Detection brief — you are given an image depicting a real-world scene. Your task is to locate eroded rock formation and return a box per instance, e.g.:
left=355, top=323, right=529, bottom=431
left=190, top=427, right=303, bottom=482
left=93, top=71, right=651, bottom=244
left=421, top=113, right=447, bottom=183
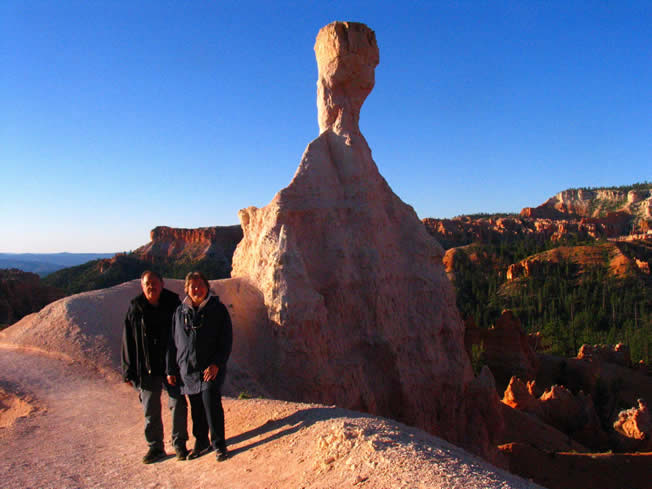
left=577, top=343, right=631, bottom=368
left=502, top=377, right=609, bottom=450
left=465, top=310, right=539, bottom=391
left=423, top=215, right=615, bottom=249
left=505, top=243, right=643, bottom=281
left=424, top=185, right=652, bottom=248
left=0, top=269, right=63, bottom=326
left=231, top=21, right=495, bottom=458
left=134, top=225, right=243, bottom=274
left=613, top=399, right=652, bottom=451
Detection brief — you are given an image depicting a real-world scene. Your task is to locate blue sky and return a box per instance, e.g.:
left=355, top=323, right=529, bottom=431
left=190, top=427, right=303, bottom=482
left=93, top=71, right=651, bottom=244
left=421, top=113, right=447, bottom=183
left=2, top=1, right=650, bottom=253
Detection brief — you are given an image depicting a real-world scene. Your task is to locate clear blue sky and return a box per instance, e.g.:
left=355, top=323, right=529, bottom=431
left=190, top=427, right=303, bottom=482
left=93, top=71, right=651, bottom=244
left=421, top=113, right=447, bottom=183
left=2, top=1, right=650, bottom=253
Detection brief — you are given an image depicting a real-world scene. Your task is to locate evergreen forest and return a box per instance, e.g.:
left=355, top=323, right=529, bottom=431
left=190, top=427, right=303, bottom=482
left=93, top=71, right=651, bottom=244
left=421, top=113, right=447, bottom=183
left=449, top=237, right=652, bottom=363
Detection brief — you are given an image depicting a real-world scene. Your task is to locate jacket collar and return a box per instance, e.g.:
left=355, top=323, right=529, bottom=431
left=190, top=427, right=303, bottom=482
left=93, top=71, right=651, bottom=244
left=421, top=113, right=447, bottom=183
left=182, top=293, right=212, bottom=312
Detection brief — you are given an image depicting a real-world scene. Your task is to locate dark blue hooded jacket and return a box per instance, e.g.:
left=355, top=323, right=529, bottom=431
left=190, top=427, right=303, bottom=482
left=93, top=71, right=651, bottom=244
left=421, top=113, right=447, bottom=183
left=167, top=294, right=233, bottom=395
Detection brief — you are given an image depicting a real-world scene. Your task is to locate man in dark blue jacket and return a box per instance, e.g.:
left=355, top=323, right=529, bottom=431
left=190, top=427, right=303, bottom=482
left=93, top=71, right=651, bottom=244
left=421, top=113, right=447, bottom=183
left=122, top=270, right=189, bottom=463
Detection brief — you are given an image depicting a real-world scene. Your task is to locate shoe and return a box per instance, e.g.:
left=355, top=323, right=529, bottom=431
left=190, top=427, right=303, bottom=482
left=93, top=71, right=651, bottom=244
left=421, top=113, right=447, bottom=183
left=175, top=446, right=189, bottom=461
left=187, top=441, right=210, bottom=460
left=142, top=447, right=166, bottom=464
left=216, top=448, right=228, bottom=462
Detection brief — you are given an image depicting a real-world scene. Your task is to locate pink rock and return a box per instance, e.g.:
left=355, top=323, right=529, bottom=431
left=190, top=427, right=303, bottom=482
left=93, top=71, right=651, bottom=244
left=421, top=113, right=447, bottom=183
left=613, top=399, right=652, bottom=450
left=231, top=21, right=492, bottom=455
left=502, top=376, right=542, bottom=415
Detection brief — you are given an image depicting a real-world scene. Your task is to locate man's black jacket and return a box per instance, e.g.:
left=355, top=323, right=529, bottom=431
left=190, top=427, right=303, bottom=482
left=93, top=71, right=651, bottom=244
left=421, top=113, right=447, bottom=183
left=121, top=288, right=181, bottom=387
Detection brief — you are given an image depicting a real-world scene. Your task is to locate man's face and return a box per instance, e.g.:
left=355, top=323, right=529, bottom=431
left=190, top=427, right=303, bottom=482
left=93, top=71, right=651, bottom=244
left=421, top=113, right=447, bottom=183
left=141, top=273, right=163, bottom=305
left=188, top=278, right=208, bottom=306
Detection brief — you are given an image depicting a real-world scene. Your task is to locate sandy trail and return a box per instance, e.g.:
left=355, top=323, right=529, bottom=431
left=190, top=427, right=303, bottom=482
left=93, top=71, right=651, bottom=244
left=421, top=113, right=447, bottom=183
left=0, top=348, right=542, bottom=489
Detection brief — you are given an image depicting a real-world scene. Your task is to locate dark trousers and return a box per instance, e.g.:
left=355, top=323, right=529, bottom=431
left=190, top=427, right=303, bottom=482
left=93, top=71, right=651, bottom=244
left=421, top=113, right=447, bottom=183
left=139, top=375, right=188, bottom=451
left=188, top=382, right=225, bottom=451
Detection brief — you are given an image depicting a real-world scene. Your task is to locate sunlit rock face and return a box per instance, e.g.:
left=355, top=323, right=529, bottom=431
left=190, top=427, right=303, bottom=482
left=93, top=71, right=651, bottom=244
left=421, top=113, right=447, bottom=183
left=232, top=21, right=490, bottom=453
left=613, top=399, right=652, bottom=451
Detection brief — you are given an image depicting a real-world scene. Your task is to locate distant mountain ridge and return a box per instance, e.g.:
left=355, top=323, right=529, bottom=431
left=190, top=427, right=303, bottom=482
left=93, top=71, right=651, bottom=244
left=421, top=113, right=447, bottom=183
left=0, top=253, right=115, bottom=276
left=426, top=182, right=652, bottom=249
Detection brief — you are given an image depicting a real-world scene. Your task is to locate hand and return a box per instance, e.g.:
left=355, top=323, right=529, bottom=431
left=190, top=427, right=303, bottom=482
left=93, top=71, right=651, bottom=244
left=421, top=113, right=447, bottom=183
left=167, top=375, right=177, bottom=386
left=203, top=364, right=219, bottom=382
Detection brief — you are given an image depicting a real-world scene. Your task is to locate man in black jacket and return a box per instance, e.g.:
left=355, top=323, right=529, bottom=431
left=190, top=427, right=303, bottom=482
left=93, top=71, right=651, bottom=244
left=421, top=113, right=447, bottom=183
left=122, top=270, right=189, bottom=463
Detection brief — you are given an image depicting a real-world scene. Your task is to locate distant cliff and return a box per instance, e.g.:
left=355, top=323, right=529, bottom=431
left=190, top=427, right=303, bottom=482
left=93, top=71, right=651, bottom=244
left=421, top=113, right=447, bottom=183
left=134, top=225, right=243, bottom=272
left=425, top=183, right=652, bottom=249
left=44, top=225, right=243, bottom=295
left=522, top=183, right=652, bottom=233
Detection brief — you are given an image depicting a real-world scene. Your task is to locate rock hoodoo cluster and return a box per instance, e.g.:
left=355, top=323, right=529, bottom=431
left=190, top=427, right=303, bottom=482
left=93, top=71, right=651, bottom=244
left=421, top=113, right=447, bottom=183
left=231, top=21, right=495, bottom=457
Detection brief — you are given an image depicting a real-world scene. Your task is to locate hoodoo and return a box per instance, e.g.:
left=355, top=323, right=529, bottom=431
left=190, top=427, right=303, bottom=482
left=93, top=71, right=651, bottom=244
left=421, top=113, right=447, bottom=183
left=231, top=22, right=499, bottom=459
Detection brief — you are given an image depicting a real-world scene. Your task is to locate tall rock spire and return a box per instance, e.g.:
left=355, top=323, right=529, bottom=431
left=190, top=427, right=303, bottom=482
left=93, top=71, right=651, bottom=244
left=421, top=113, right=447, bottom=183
left=231, top=21, right=502, bottom=462
left=314, top=21, right=379, bottom=135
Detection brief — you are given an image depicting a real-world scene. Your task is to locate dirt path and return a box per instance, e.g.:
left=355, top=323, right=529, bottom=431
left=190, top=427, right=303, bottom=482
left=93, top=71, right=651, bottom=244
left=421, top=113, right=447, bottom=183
left=0, top=348, right=542, bottom=489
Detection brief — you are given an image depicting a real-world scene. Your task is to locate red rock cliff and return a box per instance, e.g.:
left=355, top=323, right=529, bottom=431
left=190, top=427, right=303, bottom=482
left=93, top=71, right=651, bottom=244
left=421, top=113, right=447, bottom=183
left=135, top=225, right=243, bottom=262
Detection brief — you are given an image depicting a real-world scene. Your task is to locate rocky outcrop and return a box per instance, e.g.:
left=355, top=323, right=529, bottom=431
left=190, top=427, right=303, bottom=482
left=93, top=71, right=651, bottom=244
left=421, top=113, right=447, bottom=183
left=462, top=366, right=507, bottom=467
left=535, top=350, right=652, bottom=448
left=613, top=399, right=652, bottom=451
left=502, top=377, right=541, bottom=414
left=577, top=343, right=631, bottom=367
left=424, top=185, right=652, bottom=249
left=541, top=187, right=652, bottom=219
left=505, top=243, right=643, bottom=281
left=134, top=225, right=243, bottom=275
left=423, top=215, right=615, bottom=249
left=528, top=186, right=652, bottom=234
left=465, top=310, right=539, bottom=391
left=502, top=376, right=608, bottom=450
left=0, top=269, right=63, bottom=326
left=44, top=225, right=244, bottom=296
left=498, top=405, right=589, bottom=454
left=538, top=384, right=608, bottom=449
left=231, top=21, right=499, bottom=459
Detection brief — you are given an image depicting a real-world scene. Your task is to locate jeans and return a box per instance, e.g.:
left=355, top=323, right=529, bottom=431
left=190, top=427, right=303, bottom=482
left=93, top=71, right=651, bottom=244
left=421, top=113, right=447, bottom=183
left=139, top=375, right=188, bottom=450
left=188, top=381, right=225, bottom=451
